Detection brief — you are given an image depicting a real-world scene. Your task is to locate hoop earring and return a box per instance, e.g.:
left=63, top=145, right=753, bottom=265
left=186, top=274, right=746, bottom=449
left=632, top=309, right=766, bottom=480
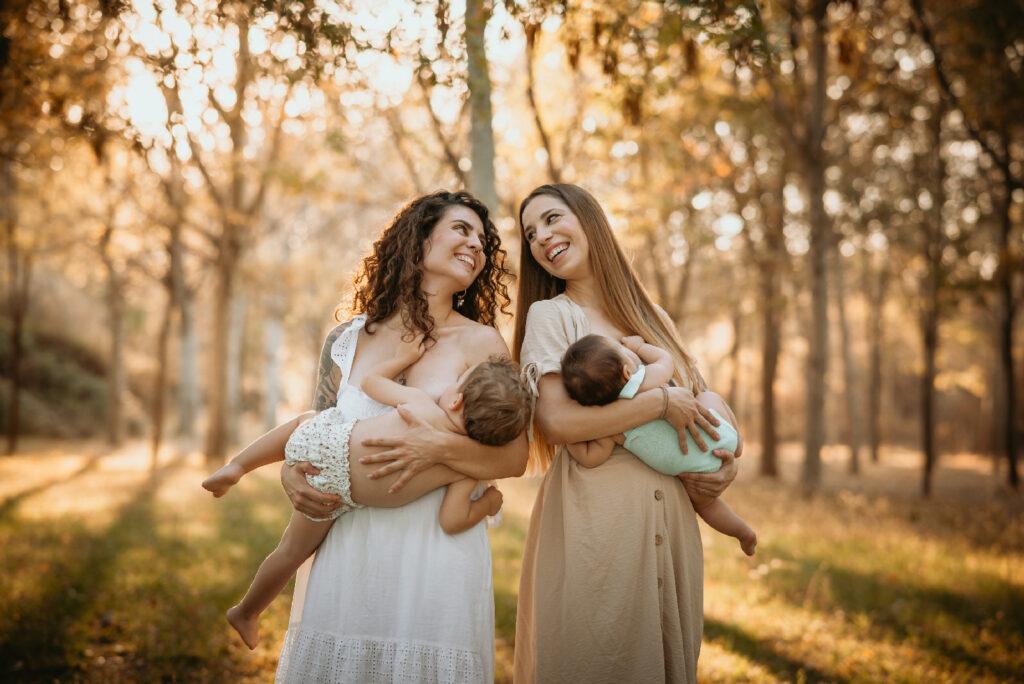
left=455, top=290, right=467, bottom=308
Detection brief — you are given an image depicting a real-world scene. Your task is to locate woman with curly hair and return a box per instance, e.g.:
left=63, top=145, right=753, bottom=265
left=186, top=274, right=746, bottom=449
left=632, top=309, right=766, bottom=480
left=272, top=191, right=527, bottom=682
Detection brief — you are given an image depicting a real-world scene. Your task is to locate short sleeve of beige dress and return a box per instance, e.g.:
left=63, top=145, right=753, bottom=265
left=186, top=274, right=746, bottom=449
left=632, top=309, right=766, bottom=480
left=513, top=294, right=703, bottom=684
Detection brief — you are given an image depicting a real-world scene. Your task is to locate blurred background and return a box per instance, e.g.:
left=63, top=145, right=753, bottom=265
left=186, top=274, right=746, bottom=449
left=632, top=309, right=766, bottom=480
left=0, top=0, right=1021, bottom=681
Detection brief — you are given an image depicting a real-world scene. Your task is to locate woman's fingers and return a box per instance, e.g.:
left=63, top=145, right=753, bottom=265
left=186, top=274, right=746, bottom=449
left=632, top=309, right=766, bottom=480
left=361, top=436, right=402, bottom=448
left=695, top=416, right=720, bottom=442
left=359, top=448, right=404, bottom=464
left=387, top=467, right=419, bottom=494
left=297, top=461, right=321, bottom=476
left=368, top=458, right=413, bottom=480
left=686, top=423, right=709, bottom=452
left=698, top=404, right=721, bottom=426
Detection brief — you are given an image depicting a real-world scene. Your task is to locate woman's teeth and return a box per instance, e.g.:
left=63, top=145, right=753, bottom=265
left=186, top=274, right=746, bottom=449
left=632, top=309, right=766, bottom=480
left=454, top=254, right=474, bottom=268
left=547, top=244, right=568, bottom=262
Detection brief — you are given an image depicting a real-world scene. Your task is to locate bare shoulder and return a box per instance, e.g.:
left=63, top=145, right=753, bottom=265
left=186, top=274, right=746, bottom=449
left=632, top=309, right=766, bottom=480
left=446, top=313, right=510, bottom=358
left=462, top=321, right=511, bottom=360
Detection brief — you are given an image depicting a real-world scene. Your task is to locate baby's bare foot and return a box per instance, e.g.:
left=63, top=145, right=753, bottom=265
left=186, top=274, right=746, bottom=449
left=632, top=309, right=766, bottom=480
left=226, top=605, right=259, bottom=650
left=202, top=462, right=244, bottom=497
left=740, top=529, right=758, bottom=557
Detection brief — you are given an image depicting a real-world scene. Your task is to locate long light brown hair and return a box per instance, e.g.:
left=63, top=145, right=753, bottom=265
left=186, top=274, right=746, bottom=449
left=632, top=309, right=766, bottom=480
left=512, top=183, right=706, bottom=470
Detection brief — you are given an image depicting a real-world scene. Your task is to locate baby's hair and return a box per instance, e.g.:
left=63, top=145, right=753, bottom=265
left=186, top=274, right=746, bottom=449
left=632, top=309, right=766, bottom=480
left=561, top=334, right=627, bottom=407
left=460, top=355, right=532, bottom=446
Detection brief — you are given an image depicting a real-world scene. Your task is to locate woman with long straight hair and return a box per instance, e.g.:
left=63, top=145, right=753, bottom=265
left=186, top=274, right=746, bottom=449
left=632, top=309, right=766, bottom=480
left=512, top=183, right=741, bottom=683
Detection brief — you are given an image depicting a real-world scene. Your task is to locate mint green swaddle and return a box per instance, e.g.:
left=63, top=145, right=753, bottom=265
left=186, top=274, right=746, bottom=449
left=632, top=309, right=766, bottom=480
left=619, top=365, right=737, bottom=476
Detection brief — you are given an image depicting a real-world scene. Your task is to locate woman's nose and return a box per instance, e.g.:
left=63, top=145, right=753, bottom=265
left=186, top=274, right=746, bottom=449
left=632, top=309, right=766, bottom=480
left=466, top=233, right=483, bottom=252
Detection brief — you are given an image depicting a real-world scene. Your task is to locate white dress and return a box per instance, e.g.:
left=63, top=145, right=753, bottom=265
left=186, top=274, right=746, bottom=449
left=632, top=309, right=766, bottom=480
left=276, top=315, right=495, bottom=683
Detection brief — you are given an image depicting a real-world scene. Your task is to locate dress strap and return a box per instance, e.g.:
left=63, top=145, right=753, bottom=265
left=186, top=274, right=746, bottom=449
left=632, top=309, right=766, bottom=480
left=329, top=314, right=367, bottom=385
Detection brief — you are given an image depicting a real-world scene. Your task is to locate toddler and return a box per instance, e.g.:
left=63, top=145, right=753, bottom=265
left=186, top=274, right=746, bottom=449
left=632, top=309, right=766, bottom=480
left=560, top=333, right=757, bottom=556
left=202, top=338, right=532, bottom=649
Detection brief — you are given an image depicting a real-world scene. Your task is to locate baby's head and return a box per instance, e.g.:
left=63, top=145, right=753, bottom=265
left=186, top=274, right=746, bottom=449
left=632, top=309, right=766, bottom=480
left=561, top=334, right=640, bottom=407
left=439, top=356, right=532, bottom=446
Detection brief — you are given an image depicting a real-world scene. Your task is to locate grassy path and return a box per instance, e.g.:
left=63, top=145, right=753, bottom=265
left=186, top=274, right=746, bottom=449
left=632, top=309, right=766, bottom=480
left=0, top=439, right=1020, bottom=682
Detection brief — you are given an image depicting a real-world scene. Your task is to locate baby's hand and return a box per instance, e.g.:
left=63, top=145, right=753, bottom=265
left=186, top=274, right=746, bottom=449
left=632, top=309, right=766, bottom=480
left=398, top=332, right=427, bottom=359
left=621, top=335, right=646, bottom=350
left=484, top=486, right=503, bottom=516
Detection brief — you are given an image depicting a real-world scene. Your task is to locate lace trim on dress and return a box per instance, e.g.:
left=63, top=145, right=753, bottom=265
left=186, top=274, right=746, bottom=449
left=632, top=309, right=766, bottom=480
left=330, top=314, right=368, bottom=385
left=276, top=628, right=486, bottom=684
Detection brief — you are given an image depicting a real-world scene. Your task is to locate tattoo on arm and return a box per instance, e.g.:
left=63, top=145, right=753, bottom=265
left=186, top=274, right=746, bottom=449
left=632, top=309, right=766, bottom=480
left=311, top=322, right=350, bottom=411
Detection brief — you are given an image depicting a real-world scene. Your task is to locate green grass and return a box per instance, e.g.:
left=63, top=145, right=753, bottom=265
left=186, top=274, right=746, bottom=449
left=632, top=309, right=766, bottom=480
left=0, top=440, right=1020, bottom=683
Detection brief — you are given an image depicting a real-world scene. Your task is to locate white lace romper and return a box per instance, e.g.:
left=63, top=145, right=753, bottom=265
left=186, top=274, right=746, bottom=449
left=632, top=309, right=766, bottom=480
left=276, top=314, right=495, bottom=683
left=285, top=408, right=361, bottom=522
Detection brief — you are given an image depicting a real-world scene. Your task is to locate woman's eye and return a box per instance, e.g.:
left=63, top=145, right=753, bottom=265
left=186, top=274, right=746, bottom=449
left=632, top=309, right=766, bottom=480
left=546, top=214, right=559, bottom=224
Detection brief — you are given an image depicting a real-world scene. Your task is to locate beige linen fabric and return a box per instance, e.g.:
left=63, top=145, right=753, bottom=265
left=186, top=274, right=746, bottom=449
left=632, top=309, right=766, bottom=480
left=514, top=295, right=703, bottom=684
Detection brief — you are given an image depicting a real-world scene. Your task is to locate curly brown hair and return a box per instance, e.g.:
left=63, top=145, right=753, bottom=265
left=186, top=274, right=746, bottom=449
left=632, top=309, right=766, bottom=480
left=345, top=191, right=513, bottom=341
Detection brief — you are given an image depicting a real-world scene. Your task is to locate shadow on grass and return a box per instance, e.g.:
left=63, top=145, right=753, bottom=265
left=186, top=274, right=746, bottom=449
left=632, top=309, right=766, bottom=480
left=0, top=453, right=187, bottom=680
left=763, top=547, right=1024, bottom=681
left=0, top=449, right=108, bottom=521
left=704, top=617, right=848, bottom=683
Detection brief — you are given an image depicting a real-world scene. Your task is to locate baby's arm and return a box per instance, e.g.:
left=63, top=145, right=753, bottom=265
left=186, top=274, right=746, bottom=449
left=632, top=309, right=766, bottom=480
left=565, top=435, right=621, bottom=469
left=438, top=479, right=503, bottom=535
left=621, top=336, right=676, bottom=390
left=203, top=411, right=317, bottom=497
left=360, top=335, right=433, bottom=408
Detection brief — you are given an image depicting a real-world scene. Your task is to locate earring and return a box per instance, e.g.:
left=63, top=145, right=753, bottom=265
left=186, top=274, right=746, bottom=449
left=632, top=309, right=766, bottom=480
left=455, top=290, right=466, bottom=308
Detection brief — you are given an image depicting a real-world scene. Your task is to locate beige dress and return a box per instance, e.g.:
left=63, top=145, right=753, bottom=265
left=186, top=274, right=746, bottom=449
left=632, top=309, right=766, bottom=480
left=514, top=294, right=703, bottom=684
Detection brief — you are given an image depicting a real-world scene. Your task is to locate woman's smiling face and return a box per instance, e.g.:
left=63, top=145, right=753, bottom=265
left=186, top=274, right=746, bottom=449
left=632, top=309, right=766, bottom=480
left=422, top=204, right=486, bottom=291
left=521, top=194, right=591, bottom=281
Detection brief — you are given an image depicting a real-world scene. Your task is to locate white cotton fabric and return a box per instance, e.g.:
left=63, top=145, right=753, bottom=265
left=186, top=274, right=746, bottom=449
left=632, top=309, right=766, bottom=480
left=276, top=314, right=495, bottom=684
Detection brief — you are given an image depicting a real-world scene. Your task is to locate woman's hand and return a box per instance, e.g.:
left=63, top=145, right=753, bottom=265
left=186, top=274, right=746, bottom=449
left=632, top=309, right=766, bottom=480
left=679, top=448, right=738, bottom=498
left=663, top=386, right=721, bottom=452
left=281, top=461, right=342, bottom=517
left=359, top=404, right=452, bottom=494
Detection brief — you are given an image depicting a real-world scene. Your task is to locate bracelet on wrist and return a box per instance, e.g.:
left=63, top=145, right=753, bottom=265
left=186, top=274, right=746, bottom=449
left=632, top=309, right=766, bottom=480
left=659, top=386, right=669, bottom=420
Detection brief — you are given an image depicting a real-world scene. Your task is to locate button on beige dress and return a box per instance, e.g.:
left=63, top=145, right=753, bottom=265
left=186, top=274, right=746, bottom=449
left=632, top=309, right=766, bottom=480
left=514, top=295, right=703, bottom=684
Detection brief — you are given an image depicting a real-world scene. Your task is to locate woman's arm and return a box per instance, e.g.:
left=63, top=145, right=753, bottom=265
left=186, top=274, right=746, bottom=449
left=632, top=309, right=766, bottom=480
left=536, top=374, right=720, bottom=451
left=360, top=404, right=529, bottom=493
left=281, top=324, right=347, bottom=518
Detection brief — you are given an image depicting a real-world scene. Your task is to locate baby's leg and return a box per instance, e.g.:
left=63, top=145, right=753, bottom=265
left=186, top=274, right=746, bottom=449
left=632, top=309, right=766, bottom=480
left=691, top=492, right=757, bottom=556
left=203, top=411, right=317, bottom=497
left=227, top=510, right=333, bottom=649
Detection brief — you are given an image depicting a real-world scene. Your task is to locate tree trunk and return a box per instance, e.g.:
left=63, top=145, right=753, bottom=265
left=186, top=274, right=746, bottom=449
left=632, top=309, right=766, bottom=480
left=99, top=223, right=125, bottom=448
left=921, top=300, right=938, bottom=497
left=177, top=292, right=199, bottom=438
left=997, top=183, right=1020, bottom=490
left=465, top=0, right=498, bottom=213
left=727, top=297, right=743, bottom=411
left=800, top=3, right=830, bottom=497
left=523, top=20, right=561, bottom=183
left=2, top=158, right=27, bottom=455
left=226, top=292, right=248, bottom=446
left=833, top=251, right=862, bottom=474
left=204, top=252, right=236, bottom=465
left=150, top=282, right=174, bottom=469
left=863, top=254, right=888, bottom=464
left=263, top=305, right=284, bottom=431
